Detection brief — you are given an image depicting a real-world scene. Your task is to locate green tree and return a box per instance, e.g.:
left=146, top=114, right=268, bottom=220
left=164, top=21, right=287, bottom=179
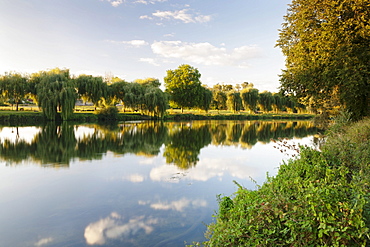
left=134, top=78, right=161, bottom=88
left=241, top=88, right=259, bottom=113
left=226, top=91, right=242, bottom=113
left=258, top=91, right=273, bottom=113
left=271, top=93, right=284, bottom=113
left=164, top=64, right=203, bottom=112
left=75, top=75, right=107, bottom=110
left=0, top=73, right=29, bottom=111
left=143, top=86, right=168, bottom=118
left=36, top=68, right=77, bottom=120
left=277, top=0, right=370, bottom=120
left=198, top=86, right=213, bottom=113
left=123, top=82, right=145, bottom=112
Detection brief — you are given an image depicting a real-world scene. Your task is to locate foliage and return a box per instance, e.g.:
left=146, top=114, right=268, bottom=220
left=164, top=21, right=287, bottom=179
left=164, top=64, right=203, bottom=112
left=258, top=91, right=273, bottom=112
left=203, top=118, right=370, bottom=246
left=241, top=88, right=259, bottom=113
left=226, top=91, right=242, bottom=113
left=277, top=0, right=370, bottom=120
left=97, top=106, right=119, bottom=121
left=36, top=68, right=77, bottom=121
left=75, top=74, right=107, bottom=109
left=0, top=73, right=29, bottom=111
left=198, top=87, right=213, bottom=113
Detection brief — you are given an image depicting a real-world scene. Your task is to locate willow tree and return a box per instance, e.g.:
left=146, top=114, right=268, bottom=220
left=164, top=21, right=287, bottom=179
left=258, top=91, right=273, bottom=113
left=123, top=82, right=145, bottom=112
left=198, top=87, right=213, bottom=113
left=143, top=86, right=168, bottom=118
left=271, top=93, right=285, bottom=113
left=226, top=91, right=242, bottom=113
left=277, top=0, right=370, bottom=120
left=241, top=88, right=259, bottom=113
left=75, top=75, right=107, bottom=110
left=36, top=68, right=77, bottom=120
left=0, top=73, right=29, bottom=111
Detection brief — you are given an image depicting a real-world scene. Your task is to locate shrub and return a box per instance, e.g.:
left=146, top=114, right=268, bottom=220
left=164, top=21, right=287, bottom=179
left=202, top=118, right=370, bottom=246
left=97, top=106, right=119, bottom=121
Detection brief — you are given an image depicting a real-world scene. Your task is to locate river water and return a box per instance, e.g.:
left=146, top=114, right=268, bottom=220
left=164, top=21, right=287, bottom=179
left=0, top=120, right=318, bottom=247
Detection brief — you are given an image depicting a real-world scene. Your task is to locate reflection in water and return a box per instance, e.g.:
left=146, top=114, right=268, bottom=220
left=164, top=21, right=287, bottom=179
left=84, top=212, right=158, bottom=245
left=0, top=120, right=318, bottom=169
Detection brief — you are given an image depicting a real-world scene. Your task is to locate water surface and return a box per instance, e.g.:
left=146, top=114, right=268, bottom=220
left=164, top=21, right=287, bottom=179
left=0, top=120, right=318, bottom=247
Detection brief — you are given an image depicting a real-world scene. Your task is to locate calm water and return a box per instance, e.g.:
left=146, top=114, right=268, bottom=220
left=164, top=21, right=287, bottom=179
left=0, top=120, right=318, bottom=247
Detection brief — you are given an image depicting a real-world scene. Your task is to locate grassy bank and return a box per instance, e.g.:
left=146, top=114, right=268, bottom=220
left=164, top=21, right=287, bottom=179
left=197, top=117, right=370, bottom=246
left=0, top=108, right=314, bottom=125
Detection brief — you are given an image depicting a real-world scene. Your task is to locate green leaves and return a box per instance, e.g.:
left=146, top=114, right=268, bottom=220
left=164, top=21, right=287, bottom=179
left=277, top=0, right=370, bottom=120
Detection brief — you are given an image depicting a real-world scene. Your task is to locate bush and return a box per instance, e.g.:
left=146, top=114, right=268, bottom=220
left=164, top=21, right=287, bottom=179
left=201, top=118, right=370, bottom=246
left=97, top=106, right=119, bottom=121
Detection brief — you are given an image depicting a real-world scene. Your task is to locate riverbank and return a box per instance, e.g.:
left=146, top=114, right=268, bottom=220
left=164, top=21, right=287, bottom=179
left=0, top=110, right=314, bottom=125
left=198, top=116, right=370, bottom=246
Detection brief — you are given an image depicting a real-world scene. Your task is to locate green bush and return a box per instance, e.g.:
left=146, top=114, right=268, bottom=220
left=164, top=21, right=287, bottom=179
left=97, top=106, right=119, bottom=121
left=201, top=118, right=370, bottom=246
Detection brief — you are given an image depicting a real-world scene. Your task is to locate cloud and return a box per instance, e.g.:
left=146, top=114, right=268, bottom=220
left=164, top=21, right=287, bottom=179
left=125, top=174, right=145, bottom=182
left=84, top=212, right=158, bottom=245
left=141, top=9, right=212, bottom=24
left=107, top=40, right=149, bottom=47
left=134, top=0, right=167, bottom=4
left=139, top=58, right=160, bottom=66
left=103, top=0, right=124, bottom=7
left=151, top=41, right=261, bottom=67
left=34, top=238, right=54, bottom=247
left=140, top=198, right=207, bottom=212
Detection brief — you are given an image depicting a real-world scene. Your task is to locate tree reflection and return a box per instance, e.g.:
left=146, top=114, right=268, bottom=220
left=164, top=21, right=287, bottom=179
left=163, top=124, right=212, bottom=169
left=0, top=120, right=319, bottom=169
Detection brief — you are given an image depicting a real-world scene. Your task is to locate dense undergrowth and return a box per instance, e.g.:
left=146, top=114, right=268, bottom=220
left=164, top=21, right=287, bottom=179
left=197, top=116, right=370, bottom=246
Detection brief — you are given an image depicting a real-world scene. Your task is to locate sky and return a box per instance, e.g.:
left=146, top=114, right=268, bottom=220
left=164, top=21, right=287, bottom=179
left=0, top=0, right=291, bottom=92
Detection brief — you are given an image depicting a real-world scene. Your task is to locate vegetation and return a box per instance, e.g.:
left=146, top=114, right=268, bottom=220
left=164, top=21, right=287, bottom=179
left=200, top=117, right=370, bottom=246
left=277, top=0, right=370, bottom=120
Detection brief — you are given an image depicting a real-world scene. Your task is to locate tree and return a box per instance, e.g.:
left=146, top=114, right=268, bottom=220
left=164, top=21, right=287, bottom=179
left=241, top=88, right=259, bottom=113
left=123, top=82, right=145, bottom=112
left=36, top=68, right=77, bottom=120
left=198, top=87, right=213, bottom=113
left=212, top=90, right=227, bottom=112
left=226, top=91, right=242, bottom=113
left=277, top=0, right=370, bottom=120
left=271, top=93, right=284, bottom=113
left=143, top=86, right=168, bottom=118
left=75, top=75, right=107, bottom=110
left=0, top=73, right=29, bottom=111
left=164, top=64, right=203, bottom=112
left=134, top=78, right=161, bottom=88
left=258, top=91, right=273, bottom=113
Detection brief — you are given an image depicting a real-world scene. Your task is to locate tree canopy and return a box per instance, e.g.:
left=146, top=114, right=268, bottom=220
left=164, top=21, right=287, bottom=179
left=277, top=0, right=370, bottom=120
left=164, top=64, right=203, bottom=112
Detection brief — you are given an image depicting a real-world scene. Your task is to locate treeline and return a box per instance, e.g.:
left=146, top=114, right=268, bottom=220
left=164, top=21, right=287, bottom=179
left=0, top=120, right=318, bottom=169
left=0, top=66, right=307, bottom=121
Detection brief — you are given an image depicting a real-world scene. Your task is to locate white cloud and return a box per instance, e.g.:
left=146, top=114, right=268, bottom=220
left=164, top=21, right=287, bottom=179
left=84, top=212, right=158, bottom=245
left=139, top=58, right=160, bottom=66
left=125, top=174, right=145, bottom=182
left=134, top=0, right=168, bottom=4
left=103, top=0, right=124, bottom=7
left=107, top=40, right=148, bottom=47
left=141, top=9, right=212, bottom=24
left=151, top=41, right=261, bottom=67
left=149, top=198, right=207, bottom=212
left=34, top=238, right=54, bottom=247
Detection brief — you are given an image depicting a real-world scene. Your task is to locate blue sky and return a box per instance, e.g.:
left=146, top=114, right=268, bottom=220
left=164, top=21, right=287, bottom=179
left=0, top=0, right=291, bottom=92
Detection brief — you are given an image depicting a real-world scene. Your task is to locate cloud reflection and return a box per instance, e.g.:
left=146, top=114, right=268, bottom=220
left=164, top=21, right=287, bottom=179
left=139, top=198, right=207, bottom=212
left=34, top=237, right=54, bottom=247
left=84, top=212, right=158, bottom=245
